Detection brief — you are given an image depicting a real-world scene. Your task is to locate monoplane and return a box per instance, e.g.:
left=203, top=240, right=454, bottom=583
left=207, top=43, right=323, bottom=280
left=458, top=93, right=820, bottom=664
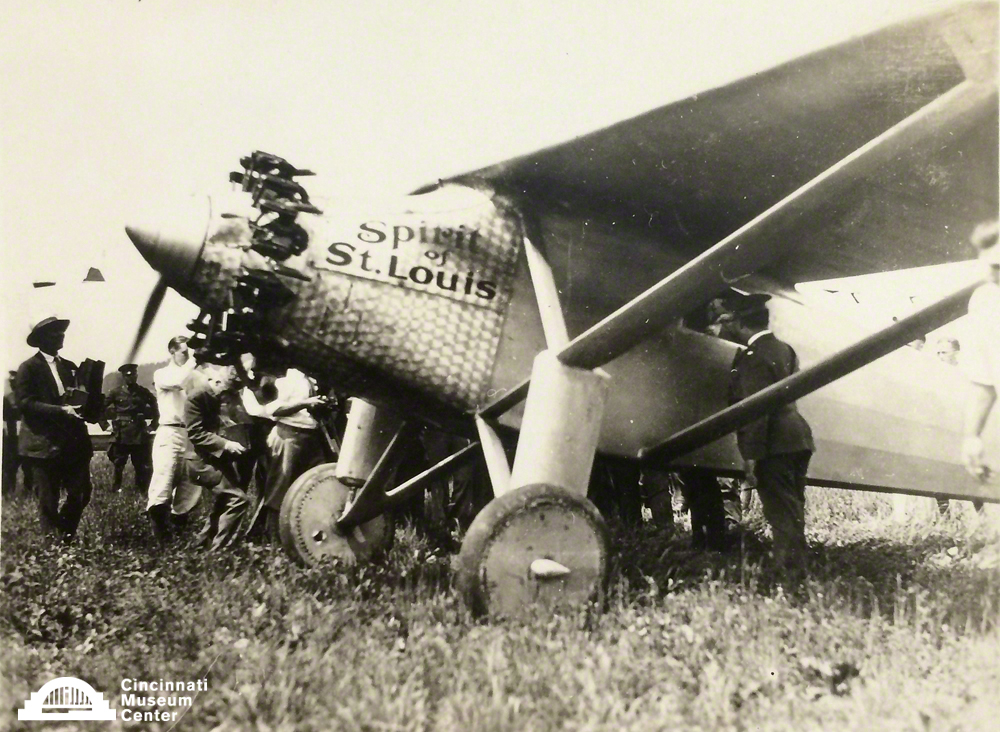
left=124, top=2, right=998, bottom=616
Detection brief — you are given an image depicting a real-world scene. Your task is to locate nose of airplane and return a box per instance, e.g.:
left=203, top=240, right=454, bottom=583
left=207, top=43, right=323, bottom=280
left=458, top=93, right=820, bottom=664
left=125, top=195, right=211, bottom=283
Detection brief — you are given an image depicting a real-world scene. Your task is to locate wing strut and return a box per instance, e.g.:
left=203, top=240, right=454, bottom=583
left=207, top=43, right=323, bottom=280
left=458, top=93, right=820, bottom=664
left=477, top=79, right=995, bottom=420
left=557, top=80, right=995, bottom=371
left=639, top=281, right=979, bottom=464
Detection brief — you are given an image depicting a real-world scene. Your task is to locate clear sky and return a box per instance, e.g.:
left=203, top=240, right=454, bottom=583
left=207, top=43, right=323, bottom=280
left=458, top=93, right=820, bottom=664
left=0, top=0, right=962, bottom=370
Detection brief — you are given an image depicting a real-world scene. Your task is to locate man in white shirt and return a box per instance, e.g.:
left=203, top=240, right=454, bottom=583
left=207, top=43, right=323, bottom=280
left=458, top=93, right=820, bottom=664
left=146, top=335, right=200, bottom=543
left=961, top=220, right=1000, bottom=486
left=255, top=368, right=329, bottom=539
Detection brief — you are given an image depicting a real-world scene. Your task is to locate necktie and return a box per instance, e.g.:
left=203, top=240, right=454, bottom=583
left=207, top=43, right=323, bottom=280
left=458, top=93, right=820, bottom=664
left=49, top=357, right=66, bottom=397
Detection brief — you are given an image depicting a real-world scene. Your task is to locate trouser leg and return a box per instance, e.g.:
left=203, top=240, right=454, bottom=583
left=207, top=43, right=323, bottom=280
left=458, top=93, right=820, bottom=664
left=640, top=469, right=675, bottom=530
left=59, top=457, right=93, bottom=537
left=189, top=454, right=223, bottom=549
left=612, top=460, right=644, bottom=526
left=21, top=460, right=34, bottom=495
left=2, top=435, right=17, bottom=495
left=205, top=485, right=250, bottom=551
left=263, top=427, right=326, bottom=512
left=29, top=459, right=62, bottom=536
left=193, top=507, right=215, bottom=549
left=110, top=444, right=127, bottom=491
left=148, top=503, right=172, bottom=544
left=133, top=443, right=153, bottom=493
left=678, top=468, right=726, bottom=550
left=147, top=429, right=188, bottom=540
left=588, top=458, right=643, bottom=525
left=755, top=451, right=810, bottom=578
left=147, top=428, right=188, bottom=510
left=263, top=506, right=281, bottom=543
left=189, top=454, right=247, bottom=551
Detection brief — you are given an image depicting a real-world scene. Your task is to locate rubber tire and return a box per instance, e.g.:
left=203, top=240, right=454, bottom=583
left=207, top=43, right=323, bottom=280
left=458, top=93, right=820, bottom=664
left=456, top=483, right=611, bottom=618
left=278, top=463, right=394, bottom=567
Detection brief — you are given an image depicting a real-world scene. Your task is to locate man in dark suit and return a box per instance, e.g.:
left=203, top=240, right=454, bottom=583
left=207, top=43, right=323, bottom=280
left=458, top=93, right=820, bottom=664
left=715, top=293, right=815, bottom=580
left=184, top=365, right=248, bottom=550
left=105, top=363, right=157, bottom=493
left=14, top=316, right=94, bottom=540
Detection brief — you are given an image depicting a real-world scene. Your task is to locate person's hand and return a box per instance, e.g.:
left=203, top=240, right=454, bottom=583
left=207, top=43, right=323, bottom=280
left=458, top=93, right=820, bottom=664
left=962, top=436, right=988, bottom=480
left=266, top=427, right=280, bottom=452
left=61, top=404, right=82, bottom=419
left=743, top=459, right=757, bottom=489
left=224, top=440, right=246, bottom=455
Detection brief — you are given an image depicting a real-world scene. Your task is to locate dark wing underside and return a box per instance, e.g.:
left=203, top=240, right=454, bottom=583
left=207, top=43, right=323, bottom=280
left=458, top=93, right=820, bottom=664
left=440, top=2, right=998, bottom=290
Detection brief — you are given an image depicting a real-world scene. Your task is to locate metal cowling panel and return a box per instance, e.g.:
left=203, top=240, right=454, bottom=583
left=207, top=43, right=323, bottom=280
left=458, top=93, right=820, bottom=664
left=190, top=188, right=523, bottom=411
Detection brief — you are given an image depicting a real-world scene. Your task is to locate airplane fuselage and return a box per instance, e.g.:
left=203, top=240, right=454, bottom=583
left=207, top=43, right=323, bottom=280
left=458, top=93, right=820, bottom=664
left=130, top=178, right=998, bottom=502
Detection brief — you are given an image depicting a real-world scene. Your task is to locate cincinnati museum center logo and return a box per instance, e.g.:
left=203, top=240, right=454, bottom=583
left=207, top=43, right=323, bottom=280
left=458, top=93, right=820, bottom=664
left=19, top=675, right=207, bottom=722
left=18, top=677, right=116, bottom=721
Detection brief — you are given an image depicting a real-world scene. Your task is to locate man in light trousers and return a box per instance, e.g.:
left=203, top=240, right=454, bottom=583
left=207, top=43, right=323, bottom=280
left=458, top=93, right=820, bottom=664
left=147, top=336, right=200, bottom=544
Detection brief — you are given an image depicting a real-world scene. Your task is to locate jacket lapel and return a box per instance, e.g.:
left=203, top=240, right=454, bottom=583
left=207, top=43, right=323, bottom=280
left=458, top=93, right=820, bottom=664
left=33, top=352, right=61, bottom=400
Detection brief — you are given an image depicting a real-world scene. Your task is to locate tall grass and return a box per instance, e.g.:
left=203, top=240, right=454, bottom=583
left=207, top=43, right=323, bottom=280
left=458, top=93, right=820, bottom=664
left=1, top=456, right=998, bottom=730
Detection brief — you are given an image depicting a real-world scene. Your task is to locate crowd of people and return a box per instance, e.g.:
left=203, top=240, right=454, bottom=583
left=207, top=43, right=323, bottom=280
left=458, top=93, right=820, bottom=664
left=2, top=325, right=338, bottom=551
left=3, top=221, right=997, bottom=586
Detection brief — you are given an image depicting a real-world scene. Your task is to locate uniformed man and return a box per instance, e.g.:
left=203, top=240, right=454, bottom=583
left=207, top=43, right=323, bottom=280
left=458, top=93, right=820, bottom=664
left=715, top=292, right=815, bottom=581
left=105, top=363, right=157, bottom=492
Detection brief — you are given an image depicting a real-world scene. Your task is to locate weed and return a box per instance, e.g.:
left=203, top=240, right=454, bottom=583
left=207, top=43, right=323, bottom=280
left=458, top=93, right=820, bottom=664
left=1, top=458, right=998, bottom=730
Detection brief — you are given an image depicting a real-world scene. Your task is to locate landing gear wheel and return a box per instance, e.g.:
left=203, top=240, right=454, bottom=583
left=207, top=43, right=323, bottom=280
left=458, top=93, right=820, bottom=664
left=278, top=463, right=394, bottom=567
left=456, top=483, right=611, bottom=618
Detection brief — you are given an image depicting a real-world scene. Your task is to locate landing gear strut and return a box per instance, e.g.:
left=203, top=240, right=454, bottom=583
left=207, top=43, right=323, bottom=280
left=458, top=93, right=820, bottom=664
left=456, top=350, right=612, bottom=617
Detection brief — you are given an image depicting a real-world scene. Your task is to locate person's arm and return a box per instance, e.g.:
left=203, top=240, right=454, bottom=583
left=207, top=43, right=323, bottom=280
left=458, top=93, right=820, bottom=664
left=141, top=387, right=157, bottom=417
left=240, top=387, right=272, bottom=419
left=264, top=375, right=323, bottom=419
left=962, top=382, right=996, bottom=479
left=185, top=392, right=235, bottom=456
left=269, top=396, right=325, bottom=419
left=154, top=359, right=196, bottom=392
left=15, top=362, right=70, bottom=418
left=734, top=356, right=772, bottom=462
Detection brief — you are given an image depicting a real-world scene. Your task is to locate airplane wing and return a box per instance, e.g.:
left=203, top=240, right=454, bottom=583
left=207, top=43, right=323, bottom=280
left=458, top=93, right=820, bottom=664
left=440, top=2, right=998, bottom=298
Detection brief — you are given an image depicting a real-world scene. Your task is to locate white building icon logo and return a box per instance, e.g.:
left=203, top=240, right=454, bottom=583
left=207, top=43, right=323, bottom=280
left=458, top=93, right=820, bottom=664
left=18, top=676, right=116, bottom=721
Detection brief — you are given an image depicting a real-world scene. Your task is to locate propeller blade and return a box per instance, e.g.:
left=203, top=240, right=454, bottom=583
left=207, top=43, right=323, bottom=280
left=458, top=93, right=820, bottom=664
left=126, top=277, right=168, bottom=363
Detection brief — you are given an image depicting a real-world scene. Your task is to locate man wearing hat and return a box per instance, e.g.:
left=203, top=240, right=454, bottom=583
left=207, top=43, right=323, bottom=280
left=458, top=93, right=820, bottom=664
left=14, top=316, right=94, bottom=539
left=960, top=220, right=1000, bottom=489
left=104, top=363, right=157, bottom=493
left=714, top=291, right=815, bottom=581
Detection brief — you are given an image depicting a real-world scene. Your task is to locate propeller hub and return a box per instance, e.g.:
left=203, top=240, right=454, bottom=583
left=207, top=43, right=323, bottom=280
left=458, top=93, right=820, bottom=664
left=125, top=194, right=211, bottom=284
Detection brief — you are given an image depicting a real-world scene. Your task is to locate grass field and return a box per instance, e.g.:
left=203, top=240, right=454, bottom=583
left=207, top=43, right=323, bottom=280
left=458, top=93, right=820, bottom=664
left=2, top=455, right=999, bottom=731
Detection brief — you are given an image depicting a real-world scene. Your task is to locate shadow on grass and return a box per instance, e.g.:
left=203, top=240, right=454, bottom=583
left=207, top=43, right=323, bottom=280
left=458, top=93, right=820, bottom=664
left=608, top=518, right=999, bottom=632
left=3, top=474, right=997, bottom=656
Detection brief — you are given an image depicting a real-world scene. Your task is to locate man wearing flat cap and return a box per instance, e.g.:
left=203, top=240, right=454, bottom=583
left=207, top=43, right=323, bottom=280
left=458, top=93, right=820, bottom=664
left=14, top=316, right=94, bottom=540
left=960, top=220, right=1000, bottom=488
left=714, top=291, right=815, bottom=581
left=104, top=363, right=157, bottom=493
